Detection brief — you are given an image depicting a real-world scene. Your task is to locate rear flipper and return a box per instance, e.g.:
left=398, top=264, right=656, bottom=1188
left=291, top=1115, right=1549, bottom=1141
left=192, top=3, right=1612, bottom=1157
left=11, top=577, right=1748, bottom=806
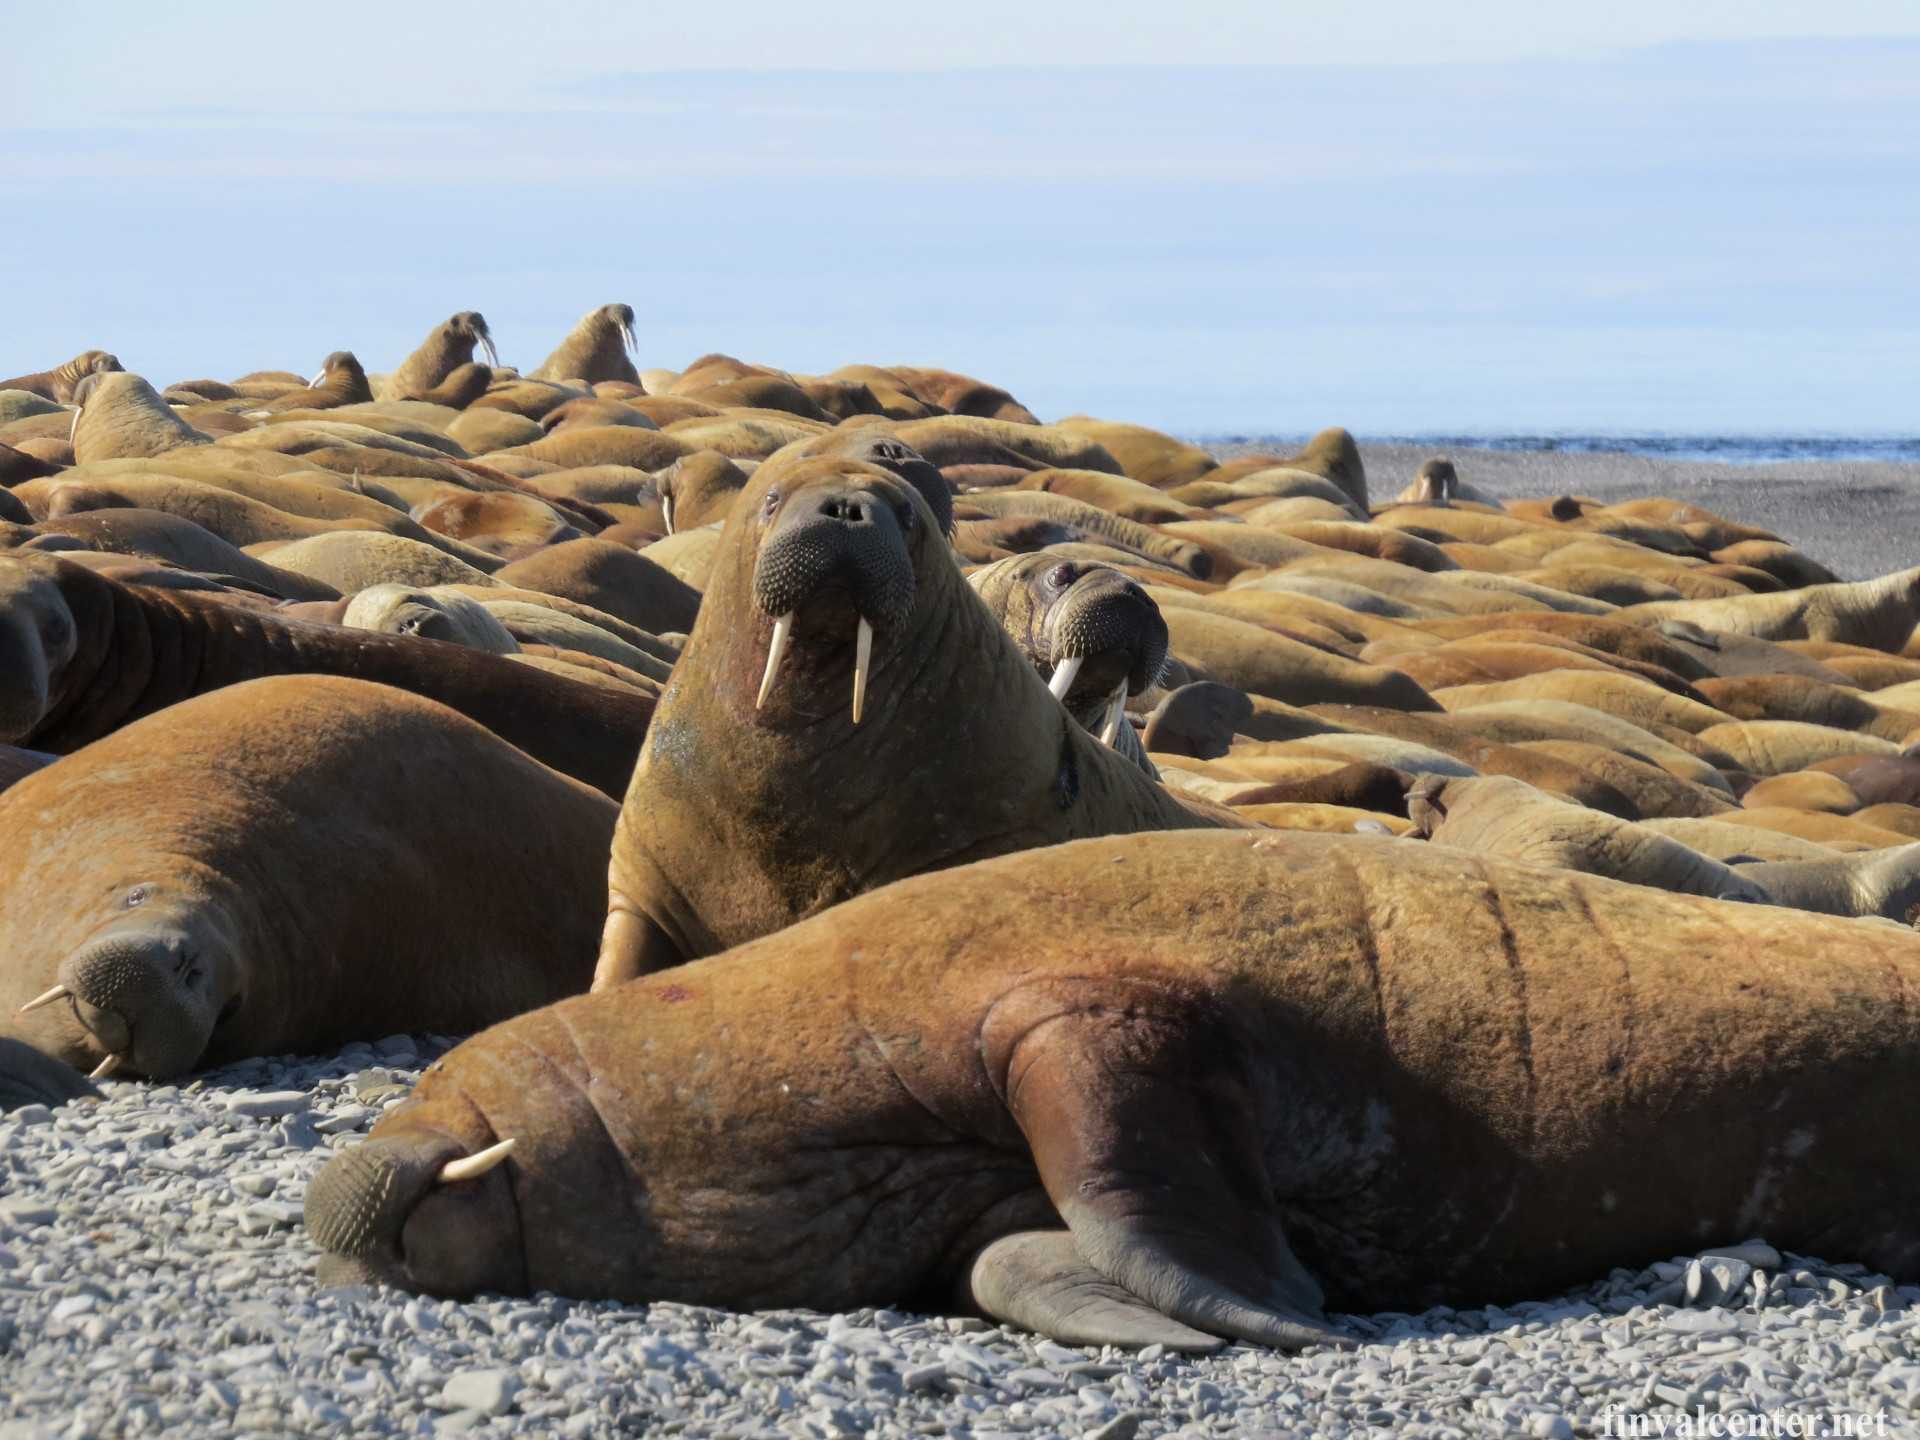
left=979, top=976, right=1354, bottom=1352
left=965, top=1230, right=1224, bottom=1351
left=0, top=1037, right=100, bottom=1110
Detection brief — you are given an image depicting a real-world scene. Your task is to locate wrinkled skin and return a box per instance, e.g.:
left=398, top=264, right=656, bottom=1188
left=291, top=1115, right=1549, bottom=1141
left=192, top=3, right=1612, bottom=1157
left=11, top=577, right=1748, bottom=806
left=312, top=828, right=1920, bottom=1349
left=968, top=553, right=1169, bottom=777
left=0, top=554, right=650, bottom=798
left=2, top=676, right=616, bottom=1094
left=590, top=453, right=1237, bottom=987
left=251, top=351, right=373, bottom=412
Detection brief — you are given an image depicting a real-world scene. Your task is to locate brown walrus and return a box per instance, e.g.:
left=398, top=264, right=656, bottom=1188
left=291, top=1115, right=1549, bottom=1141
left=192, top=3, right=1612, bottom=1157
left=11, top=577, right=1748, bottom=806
left=0, top=349, right=122, bottom=403
left=590, top=452, right=1235, bottom=986
left=69, top=373, right=212, bottom=463
left=310, top=826, right=1920, bottom=1349
left=3, top=675, right=615, bottom=1090
left=967, top=552, right=1169, bottom=775
left=528, top=304, right=640, bottom=385
left=0, top=553, right=651, bottom=797
left=378, top=312, right=499, bottom=402
left=248, top=351, right=373, bottom=412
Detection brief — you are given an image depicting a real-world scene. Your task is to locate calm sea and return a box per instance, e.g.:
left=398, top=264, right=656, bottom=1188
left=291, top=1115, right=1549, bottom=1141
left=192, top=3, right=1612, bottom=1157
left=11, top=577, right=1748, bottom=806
left=1196, top=435, right=1920, bottom=466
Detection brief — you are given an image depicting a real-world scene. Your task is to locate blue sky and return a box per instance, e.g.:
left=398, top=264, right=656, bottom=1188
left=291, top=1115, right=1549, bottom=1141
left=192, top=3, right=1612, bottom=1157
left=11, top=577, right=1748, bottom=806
left=2, top=4, right=1916, bottom=435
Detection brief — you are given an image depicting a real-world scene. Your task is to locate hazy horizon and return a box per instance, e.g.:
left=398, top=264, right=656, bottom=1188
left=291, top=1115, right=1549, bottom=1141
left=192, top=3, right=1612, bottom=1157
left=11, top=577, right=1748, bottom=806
left=4, top=16, right=1915, bottom=435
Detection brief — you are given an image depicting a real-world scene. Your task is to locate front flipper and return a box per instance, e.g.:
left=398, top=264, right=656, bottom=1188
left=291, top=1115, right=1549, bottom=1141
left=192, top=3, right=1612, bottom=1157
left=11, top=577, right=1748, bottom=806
left=0, top=1037, right=100, bottom=1111
left=982, top=977, right=1354, bottom=1352
left=590, top=904, right=686, bottom=991
left=966, top=1230, right=1225, bottom=1351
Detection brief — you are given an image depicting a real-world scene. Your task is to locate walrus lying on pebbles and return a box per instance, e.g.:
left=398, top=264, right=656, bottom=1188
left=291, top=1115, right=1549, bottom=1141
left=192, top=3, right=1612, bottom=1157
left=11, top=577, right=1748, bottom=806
left=311, top=827, right=1920, bottom=1347
left=968, top=553, right=1169, bottom=775
left=0, top=554, right=650, bottom=796
left=591, top=453, right=1235, bottom=987
left=4, top=675, right=615, bottom=1092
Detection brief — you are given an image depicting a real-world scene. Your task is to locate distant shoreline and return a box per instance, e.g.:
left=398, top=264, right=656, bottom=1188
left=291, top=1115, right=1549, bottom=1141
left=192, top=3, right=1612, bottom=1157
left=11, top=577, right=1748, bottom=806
left=1192, top=434, right=1920, bottom=467
left=1196, top=437, right=1920, bottom=583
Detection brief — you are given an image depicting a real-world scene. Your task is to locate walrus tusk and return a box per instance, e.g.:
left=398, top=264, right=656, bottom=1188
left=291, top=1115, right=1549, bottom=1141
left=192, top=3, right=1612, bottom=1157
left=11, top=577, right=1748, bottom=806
left=89, top=1053, right=121, bottom=1080
left=852, top=617, right=873, bottom=725
left=17, top=984, right=71, bottom=1016
left=479, top=335, right=500, bottom=369
left=756, top=613, right=794, bottom=709
left=308, top=369, right=326, bottom=388
left=68, top=406, right=81, bottom=442
left=1099, top=682, right=1128, bottom=747
left=438, top=1137, right=516, bottom=1184
left=661, top=492, right=675, bottom=536
left=1048, top=654, right=1085, bottom=702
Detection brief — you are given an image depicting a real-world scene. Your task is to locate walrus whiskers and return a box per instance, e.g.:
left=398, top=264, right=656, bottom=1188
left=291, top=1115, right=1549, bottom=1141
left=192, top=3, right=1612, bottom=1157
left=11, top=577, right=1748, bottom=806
left=1048, top=654, right=1084, bottom=702
left=756, top=614, right=794, bottom=709
left=16, top=983, right=70, bottom=1016
left=852, top=618, right=873, bottom=725
left=438, top=1137, right=515, bottom=1184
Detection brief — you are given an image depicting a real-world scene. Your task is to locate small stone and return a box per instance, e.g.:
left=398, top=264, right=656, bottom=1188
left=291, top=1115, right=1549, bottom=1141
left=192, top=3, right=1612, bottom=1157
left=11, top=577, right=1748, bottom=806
left=9, top=1105, right=51, bottom=1127
left=1685, top=1256, right=1753, bottom=1308
left=231, top=1173, right=276, bottom=1198
left=441, top=1368, right=520, bottom=1417
left=0, top=1199, right=56, bottom=1228
left=221, top=1090, right=308, bottom=1118
left=1527, top=1416, right=1574, bottom=1440
left=1086, top=1416, right=1143, bottom=1440
left=1702, top=1240, right=1782, bottom=1270
left=902, top=1363, right=948, bottom=1391
left=1662, top=1309, right=1738, bottom=1336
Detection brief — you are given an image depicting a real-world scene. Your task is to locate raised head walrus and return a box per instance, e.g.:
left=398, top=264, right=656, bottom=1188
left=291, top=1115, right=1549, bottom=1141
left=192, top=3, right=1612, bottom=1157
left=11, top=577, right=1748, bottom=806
left=968, top=553, right=1168, bottom=775
left=0, top=350, right=122, bottom=403
left=590, top=452, right=1236, bottom=987
left=311, top=826, right=1920, bottom=1347
left=0, top=553, right=650, bottom=797
left=3, top=675, right=615, bottom=1090
left=529, top=304, right=640, bottom=385
left=378, top=312, right=499, bottom=403
left=69, top=373, right=211, bottom=463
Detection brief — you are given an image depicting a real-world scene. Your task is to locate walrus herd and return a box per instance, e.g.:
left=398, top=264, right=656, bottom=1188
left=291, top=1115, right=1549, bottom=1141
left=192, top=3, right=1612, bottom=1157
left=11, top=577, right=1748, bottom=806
left=5, top=312, right=1920, bottom=1353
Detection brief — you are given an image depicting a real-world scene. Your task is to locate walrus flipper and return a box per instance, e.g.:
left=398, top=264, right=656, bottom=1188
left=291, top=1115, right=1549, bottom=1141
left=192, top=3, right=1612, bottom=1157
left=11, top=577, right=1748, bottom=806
left=986, top=977, right=1353, bottom=1352
left=0, top=1038, right=99, bottom=1110
left=965, top=1230, right=1225, bottom=1352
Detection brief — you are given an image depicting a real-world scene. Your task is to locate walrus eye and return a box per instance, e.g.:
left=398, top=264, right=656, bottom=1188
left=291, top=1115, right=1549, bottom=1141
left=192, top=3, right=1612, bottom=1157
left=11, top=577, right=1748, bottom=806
left=1046, top=564, right=1075, bottom=592
left=761, top=489, right=781, bottom=519
left=124, top=885, right=151, bottom=909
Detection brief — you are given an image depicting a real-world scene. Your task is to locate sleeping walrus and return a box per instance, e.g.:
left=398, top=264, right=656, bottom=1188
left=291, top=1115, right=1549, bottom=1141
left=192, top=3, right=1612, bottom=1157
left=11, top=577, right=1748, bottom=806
left=311, top=827, right=1920, bottom=1349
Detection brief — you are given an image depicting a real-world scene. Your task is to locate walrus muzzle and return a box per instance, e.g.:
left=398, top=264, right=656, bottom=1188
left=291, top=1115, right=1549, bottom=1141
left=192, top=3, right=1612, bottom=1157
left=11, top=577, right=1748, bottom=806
left=44, top=925, right=231, bottom=1079
left=1044, top=568, right=1169, bottom=746
left=751, top=486, right=917, bottom=724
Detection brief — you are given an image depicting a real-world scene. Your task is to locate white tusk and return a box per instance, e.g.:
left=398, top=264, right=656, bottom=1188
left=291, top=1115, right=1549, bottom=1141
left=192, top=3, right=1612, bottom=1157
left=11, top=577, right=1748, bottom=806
left=756, top=613, right=794, bottom=709
left=660, top=491, right=674, bottom=536
left=437, top=1137, right=516, bottom=1184
left=17, top=984, right=71, bottom=1016
left=1047, top=654, right=1084, bottom=702
left=68, top=406, right=81, bottom=442
left=1099, top=682, right=1128, bottom=747
left=480, top=335, right=500, bottom=369
left=307, top=369, right=325, bottom=388
left=852, top=617, right=873, bottom=725
left=89, top=1053, right=121, bottom=1080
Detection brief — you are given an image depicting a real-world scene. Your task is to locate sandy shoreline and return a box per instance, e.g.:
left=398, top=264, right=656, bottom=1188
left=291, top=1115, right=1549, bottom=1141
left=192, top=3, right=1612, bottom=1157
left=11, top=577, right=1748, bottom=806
left=1204, top=439, right=1920, bottom=582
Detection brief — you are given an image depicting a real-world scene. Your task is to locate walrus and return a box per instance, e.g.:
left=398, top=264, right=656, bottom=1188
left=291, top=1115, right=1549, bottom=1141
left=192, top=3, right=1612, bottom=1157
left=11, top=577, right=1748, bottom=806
left=3, top=675, right=615, bottom=1090
left=590, top=452, right=1237, bottom=987
left=378, top=312, right=499, bottom=402
left=1392, top=458, right=1458, bottom=507
left=68, top=373, right=212, bottom=463
left=309, top=826, right=1920, bottom=1348
left=529, top=304, right=640, bottom=385
left=1736, top=841, right=1920, bottom=922
left=968, top=553, right=1169, bottom=775
left=0, top=350, right=122, bottom=403
left=1625, top=567, right=1920, bottom=651
left=246, top=351, right=374, bottom=413
left=1407, top=774, right=1768, bottom=902
left=402, top=362, right=494, bottom=409
left=0, top=553, right=650, bottom=797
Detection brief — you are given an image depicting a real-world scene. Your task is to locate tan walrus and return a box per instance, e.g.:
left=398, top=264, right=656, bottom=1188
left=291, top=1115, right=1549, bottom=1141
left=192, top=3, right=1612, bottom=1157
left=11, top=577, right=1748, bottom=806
left=2, top=675, right=615, bottom=1089
left=378, top=312, right=499, bottom=402
left=310, top=827, right=1920, bottom=1348
left=0, top=350, right=123, bottom=403
left=528, top=304, right=641, bottom=385
left=0, top=554, right=650, bottom=797
left=590, top=451, right=1236, bottom=985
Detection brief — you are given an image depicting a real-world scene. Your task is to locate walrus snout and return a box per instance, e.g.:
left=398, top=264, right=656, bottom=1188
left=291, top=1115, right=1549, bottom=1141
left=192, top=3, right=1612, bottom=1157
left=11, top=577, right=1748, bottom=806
left=307, top=1126, right=525, bottom=1298
left=56, top=924, right=228, bottom=1079
left=1046, top=568, right=1169, bottom=699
